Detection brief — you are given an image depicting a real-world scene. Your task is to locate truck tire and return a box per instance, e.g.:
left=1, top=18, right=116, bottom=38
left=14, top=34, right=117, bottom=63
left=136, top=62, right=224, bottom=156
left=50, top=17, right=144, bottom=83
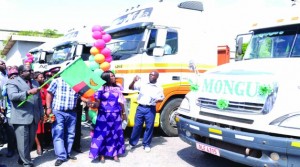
left=160, top=98, right=182, bottom=137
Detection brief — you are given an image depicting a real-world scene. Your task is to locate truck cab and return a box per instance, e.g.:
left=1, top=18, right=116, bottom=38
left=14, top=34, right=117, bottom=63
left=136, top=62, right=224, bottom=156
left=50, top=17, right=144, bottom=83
left=29, top=39, right=60, bottom=72
left=105, top=1, right=230, bottom=136
left=47, top=27, right=94, bottom=70
left=176, top=12, right=300, bottom=167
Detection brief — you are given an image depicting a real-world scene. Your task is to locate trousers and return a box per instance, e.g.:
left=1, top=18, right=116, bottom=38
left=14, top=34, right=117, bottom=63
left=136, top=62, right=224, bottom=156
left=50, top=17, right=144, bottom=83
left=52, top=110, right=77, bottom=161
left=129, top=105, right=155, bottom=147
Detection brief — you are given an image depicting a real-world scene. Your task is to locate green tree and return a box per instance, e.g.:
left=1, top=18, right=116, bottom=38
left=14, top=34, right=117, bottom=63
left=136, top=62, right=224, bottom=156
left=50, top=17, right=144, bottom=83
left=0, top=29, right=63, bottom=56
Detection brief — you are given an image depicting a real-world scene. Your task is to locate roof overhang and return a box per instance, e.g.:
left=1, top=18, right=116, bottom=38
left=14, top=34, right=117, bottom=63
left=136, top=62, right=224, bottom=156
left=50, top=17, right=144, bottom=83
left=1, top=35, right=56, bottom=55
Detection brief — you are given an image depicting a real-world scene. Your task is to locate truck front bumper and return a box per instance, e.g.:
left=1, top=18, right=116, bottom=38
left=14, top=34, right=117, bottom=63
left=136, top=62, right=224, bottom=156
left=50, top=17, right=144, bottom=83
left=176, top=115, right=300, bottom=167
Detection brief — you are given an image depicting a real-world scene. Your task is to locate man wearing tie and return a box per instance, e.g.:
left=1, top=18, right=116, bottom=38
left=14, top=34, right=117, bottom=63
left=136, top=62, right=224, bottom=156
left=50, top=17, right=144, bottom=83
left=6, top=65, right=44, bottom=167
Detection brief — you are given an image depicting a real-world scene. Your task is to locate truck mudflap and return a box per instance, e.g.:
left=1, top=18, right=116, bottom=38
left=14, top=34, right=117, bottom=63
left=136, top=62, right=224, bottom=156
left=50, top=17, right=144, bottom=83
left=176, top=116, right=300, bottom=167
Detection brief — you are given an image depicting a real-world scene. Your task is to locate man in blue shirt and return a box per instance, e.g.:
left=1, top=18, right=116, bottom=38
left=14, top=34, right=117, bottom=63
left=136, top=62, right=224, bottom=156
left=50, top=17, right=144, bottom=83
left=127, top=70, right=164, bottom=153
left=46, top=68, right=79, bottom=166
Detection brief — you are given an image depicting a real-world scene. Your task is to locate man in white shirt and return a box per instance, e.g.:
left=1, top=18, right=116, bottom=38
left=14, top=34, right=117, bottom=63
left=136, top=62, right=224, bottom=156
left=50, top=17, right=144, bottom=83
left=127, top=70, right=164, bottom=152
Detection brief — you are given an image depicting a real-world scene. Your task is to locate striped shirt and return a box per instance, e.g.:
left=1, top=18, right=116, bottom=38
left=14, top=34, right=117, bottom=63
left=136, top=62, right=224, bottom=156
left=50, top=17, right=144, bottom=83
left=47, top=77, right=79, bottom=111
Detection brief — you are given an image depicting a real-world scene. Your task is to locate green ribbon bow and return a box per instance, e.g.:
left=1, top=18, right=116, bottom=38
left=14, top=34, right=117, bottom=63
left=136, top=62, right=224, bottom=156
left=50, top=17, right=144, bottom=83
left=258, top=85, right=273, bottom=96
left=188, top=79, right=199, bottom=91
left=216, top=99, right=229, bottom=110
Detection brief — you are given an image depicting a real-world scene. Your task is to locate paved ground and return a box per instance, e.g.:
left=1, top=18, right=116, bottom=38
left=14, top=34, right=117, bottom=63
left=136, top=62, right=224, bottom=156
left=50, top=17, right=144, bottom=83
left=0, top=122, right=247, bottom=167
left=0, top=122, right=197, bottom=167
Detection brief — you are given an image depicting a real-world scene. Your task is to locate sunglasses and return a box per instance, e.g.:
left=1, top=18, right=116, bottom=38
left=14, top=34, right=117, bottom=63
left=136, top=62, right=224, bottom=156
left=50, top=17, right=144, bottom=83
left=0, top=62, right=5, bottom=65
left=23, top=69, right=33, bottom=73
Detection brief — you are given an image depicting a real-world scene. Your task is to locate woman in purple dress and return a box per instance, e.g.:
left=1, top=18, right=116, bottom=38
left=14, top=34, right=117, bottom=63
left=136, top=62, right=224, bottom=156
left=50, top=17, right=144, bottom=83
left=88, top=70, right=126, bottom=163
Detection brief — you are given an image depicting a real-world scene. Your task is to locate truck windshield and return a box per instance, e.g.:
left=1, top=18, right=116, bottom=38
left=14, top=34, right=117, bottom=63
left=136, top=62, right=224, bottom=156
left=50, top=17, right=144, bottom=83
left=49, top=44, right=75, bottom=65
left=106, top=28, right=145, bottom=57
left=244, top=25, right=300, bottom=59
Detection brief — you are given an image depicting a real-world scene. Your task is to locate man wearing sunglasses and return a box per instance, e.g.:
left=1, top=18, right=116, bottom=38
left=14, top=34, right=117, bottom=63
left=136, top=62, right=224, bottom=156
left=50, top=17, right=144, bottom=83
left=6, top=65, right=44, bottom=167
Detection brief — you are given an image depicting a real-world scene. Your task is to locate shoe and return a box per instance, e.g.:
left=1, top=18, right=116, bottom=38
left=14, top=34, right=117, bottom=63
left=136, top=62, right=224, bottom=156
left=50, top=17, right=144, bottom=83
left=6, top=150, right=14, bottom=158
left=72, top=147, right=83, bottom=153
left=18, top=158, right=23, bottom=165
left=54, top=160, right=64, bottom=166
left=126, top=144, right=134, bottom=151
left=113, top=156, right=120, bottom=162
left=67, top=155, right=77, bottom=160
left=99, top=157, right=105, bottom=163
left=144, top=146, right=151, bottom=153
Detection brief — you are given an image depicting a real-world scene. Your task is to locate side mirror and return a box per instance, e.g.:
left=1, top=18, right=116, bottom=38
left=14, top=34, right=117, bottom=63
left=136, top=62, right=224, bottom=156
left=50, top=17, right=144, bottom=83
left=40, top=52, right=46, bottom=62
left=236, top=36, right=243, bottom=55
left=156, top=29, right=167, bottom=47
left=75, top=45, right=83, bottom=57
left=153, top=48, right=164, bottom=57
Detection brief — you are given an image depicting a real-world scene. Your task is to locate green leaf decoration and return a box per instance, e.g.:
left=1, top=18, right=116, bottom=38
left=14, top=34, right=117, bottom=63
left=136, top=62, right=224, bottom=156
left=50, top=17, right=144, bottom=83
left=258, top=84, right=273, bottom=96
left=188, top=79, right=199, bottom=91
left=216, top=99, right=229, bottom=110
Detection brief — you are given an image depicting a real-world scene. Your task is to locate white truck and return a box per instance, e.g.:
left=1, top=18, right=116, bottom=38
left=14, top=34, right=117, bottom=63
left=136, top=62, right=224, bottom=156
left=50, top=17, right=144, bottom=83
left=47, top=1, right=230, bottom=137
left=29, top=38, right=61, bottom=72
left=103, top=0, right=230, bottom=136
left=46, top=27, right=95, bottom=70
left=176, top=9, right=300, bottom=167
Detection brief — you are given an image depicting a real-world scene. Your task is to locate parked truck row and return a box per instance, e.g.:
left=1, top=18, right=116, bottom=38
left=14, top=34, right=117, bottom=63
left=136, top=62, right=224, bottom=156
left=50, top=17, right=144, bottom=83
left=28, top=0, right=230, bottom=137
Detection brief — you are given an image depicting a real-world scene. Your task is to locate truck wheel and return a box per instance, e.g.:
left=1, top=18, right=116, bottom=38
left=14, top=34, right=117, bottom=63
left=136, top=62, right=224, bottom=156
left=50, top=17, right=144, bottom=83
left=160, top=98, right=182, bottom=137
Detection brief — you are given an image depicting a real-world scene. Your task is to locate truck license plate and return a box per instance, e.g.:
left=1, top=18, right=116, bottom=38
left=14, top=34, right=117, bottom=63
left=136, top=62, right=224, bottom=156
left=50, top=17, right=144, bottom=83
left=196, top=142, right=220, bottom=156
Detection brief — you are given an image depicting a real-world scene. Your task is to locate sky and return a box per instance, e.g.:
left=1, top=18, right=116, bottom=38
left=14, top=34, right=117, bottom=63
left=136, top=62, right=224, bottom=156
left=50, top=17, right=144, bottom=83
left=0, top=0, right=296, bottom=48
left=0, top=0, right=294, bottom=33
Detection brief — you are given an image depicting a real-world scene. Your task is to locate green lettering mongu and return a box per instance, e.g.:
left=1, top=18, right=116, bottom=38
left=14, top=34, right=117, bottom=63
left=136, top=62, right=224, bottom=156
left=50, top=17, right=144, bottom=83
left=202, top=79, right=260, bottom=97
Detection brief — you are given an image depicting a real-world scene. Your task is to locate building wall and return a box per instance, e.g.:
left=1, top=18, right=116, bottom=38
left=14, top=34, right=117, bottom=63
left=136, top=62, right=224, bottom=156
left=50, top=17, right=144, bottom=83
left=6, top=41, right=43, bottom=66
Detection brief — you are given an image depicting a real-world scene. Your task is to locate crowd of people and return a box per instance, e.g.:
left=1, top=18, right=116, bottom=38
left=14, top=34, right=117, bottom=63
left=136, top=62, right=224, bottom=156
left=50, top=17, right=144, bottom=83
left=0, top=58, right=165, bottom=167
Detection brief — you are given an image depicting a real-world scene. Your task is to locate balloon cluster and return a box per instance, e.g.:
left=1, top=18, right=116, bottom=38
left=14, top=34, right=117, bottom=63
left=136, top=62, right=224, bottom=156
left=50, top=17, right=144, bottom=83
left=89, top=25, right=112, bottom=77
left=88, top=25, right=113, bottom=126
left=24, top=53, right=34, bottom=66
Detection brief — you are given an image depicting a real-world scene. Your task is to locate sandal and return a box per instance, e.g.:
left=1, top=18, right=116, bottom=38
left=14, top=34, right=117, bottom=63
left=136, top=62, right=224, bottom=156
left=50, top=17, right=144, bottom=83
left=99, top=156, right=105, bottom=163
left=114, top=156, right=120, bottom=162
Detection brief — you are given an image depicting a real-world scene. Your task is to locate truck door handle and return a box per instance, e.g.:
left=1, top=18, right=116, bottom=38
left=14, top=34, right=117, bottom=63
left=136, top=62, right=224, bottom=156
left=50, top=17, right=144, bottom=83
left=172, top=76, right=180, bottom=80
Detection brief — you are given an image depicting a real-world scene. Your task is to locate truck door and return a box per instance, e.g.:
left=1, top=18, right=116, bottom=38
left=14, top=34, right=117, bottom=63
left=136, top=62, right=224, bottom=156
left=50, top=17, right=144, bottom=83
left=143, top=28, right=179, bottom=86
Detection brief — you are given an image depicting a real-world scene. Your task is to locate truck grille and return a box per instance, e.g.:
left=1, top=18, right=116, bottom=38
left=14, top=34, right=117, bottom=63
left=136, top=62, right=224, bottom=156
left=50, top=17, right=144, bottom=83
left=198, top=98, right=264, bottom=114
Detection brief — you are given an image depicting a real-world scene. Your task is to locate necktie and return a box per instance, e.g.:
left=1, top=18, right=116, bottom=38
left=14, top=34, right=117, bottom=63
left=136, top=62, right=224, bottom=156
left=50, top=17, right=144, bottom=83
left=26, top=80, right=33, bottom=89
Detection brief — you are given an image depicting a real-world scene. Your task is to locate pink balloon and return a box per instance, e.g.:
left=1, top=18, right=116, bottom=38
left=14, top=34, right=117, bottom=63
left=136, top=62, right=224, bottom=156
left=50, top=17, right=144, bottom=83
left=94, top=39, right=106, bottom=50
left=92, top=25, right=103, bottom=32
left=26, top=53, right=32, bottom=57
left=25, top=59, right=32, bottom=63
left=101, top=48, right=111, bottom=57
left=105, top=55, right=112, bottom=63
left=92, top=31, right=102, bottom=40
left=28, top=56, right=34, bottom=60
left=102, top=34, right=111, bottom=43
left=101, top=31, right=106, bottom=35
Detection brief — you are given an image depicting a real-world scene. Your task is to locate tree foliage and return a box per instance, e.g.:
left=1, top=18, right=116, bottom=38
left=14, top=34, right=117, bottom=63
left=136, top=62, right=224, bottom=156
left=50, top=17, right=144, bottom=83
left=1, top=29, right=63, bottom=56
left=17, top=29, right=63, bottom=38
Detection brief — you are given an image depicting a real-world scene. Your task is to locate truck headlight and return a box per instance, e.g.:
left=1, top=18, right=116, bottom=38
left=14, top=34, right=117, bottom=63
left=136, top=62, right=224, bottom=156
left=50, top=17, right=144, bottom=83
left=179, top=96, right=190, bottom=112
left=270, top=113, right=300, bottom=129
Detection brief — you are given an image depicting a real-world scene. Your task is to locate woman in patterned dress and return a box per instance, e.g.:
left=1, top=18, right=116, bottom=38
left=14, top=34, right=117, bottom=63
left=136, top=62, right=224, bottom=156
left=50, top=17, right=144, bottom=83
left=88, top=70, right=126, bottom=163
